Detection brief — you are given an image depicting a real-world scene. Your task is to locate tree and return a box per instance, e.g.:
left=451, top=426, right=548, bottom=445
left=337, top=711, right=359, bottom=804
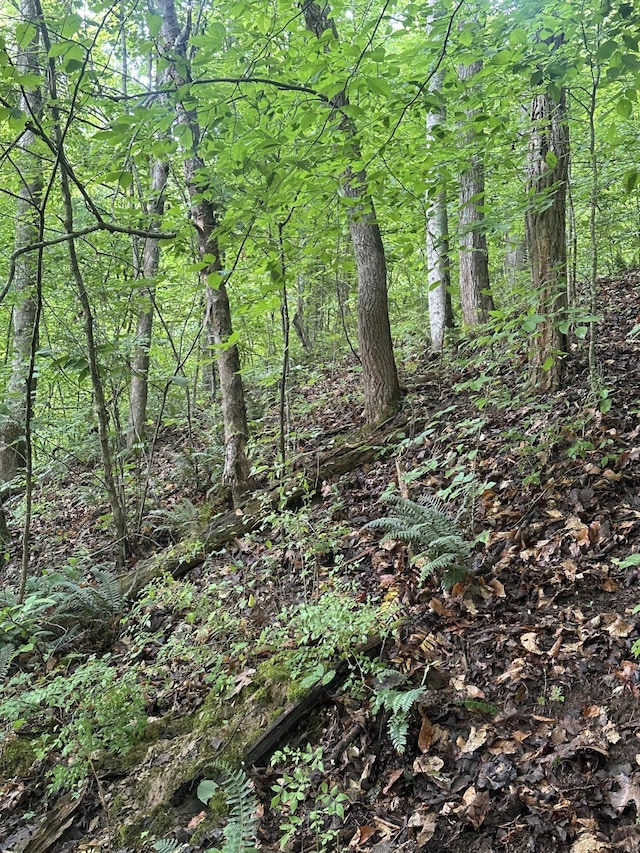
left=156, top=0, right=252, bottom=501
left=525, top=83, right=569, bottom=392
left=0, top=0, right=43, bottom=486
left=425, top=3, right=454, bottom=353
left=457, top=58, right=494, bottom=327
left=127, top=158, right=169, bottom=450
left=300, top=1, right=400, bottom=425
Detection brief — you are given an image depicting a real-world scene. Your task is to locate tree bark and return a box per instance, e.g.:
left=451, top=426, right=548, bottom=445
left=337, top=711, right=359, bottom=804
left=128, top=159, right=169, bottom=448
left=525, top=88, right=569, bottom=392
left=0, top=0, right=43, bottom=485
left=300, top=1, right=400, bottom=425
left=157, top=0, right=251, bottom=501
left=457, top=59, right=494, bottom=327
left=425, top=68, right=451, bottom=353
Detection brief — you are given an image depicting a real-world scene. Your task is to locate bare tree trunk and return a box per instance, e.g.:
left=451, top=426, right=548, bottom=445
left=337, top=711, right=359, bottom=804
left=301, top=1, right=400, bottom=424
left=457, top=59, right=494, bottom=327
left=157, top=0, right=251, bottom=501
left=293, top=275, right=313, bottom=353
left=127, top=158, right=169, bottom=448
left=526, top=88, right=569, bottom=392
left=0, top=0, right=43, bottom=486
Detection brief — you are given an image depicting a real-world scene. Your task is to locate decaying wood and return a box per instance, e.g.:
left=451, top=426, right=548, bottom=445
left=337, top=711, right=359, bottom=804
left=22, top=785, right=86, bottom=853
left=245, top=636, right=383, bottom=768
left=120, top=419, right=405, bottom=598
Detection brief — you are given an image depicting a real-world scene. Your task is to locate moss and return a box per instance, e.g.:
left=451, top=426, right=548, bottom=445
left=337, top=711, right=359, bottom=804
left=0, top=736, right=36, bottom=777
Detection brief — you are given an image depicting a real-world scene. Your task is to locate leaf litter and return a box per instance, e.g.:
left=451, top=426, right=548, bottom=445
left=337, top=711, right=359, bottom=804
left=3, top=273, right=640, bottom=852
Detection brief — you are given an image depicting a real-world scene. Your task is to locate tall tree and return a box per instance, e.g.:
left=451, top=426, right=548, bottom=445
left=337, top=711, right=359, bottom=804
left=525, top=84, right=569, bottom=391
left=156, top=0, right=251, bottom=501
left=300, top=1, right=400, bottom=424
left=457, top=58, right=494, bottom=327
left=128, top=158, right=169, bottom=449
left=0, top=0, right=43, bottom=486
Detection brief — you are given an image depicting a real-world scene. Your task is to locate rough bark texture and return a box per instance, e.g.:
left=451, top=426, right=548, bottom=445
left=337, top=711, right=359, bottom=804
left=128, top=159, right=169, bottom=448
left=0, top=0, right=42, bottom=484
left=157, top=0, right=251, bottom=500
left=525, top=89, right=569, bottom=392
left=425, top=70, right=450, bottom=353
left=457, top=60, right=494, bottom=327
left=301, top=1, right=400, bottom=425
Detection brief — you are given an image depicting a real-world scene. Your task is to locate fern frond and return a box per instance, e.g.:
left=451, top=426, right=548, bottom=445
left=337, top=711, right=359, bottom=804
left=0, top=643, right=15, bottom=683
left=200, top=762, right=258, bottom=853
left=152, top=839, right=185, bottom=853
left=366, top=494, right=474, bottom=589
left=388, top=710, right=409, bottom=754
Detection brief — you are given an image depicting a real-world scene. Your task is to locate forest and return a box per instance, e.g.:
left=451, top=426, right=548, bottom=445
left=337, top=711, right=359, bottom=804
left=2, top=0, right=640, bottom=851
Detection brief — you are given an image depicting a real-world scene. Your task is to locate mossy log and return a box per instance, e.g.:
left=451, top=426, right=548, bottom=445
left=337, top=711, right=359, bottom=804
left=120, top=419, right=405, bottom=598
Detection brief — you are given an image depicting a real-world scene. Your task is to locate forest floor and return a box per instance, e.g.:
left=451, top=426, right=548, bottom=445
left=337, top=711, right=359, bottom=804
left=3, top=271, right=640, bottom=853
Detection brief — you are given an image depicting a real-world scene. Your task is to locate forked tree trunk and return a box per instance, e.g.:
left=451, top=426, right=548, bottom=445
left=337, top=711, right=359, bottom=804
left=0, top=0, right=42, bottom=485
left=457, top=59, right=494, bottom=327
left=301, top=1, right=400, bottom=424
left=157, top=0, right=251, bottom=501
left=526, top=88, right=569, bottom=392
left=128, top=159, right=169, bottom=448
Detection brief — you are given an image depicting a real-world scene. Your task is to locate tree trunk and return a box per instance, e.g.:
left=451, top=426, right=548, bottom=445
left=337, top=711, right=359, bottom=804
left=128, top=159, right=169, bottom=448
left=300, top=1, right=400, bottom=425
left=425, top=68, right=451, bottom=353
left=157, top=0, right=251, bottom=501
left=457, top=60, right=494, bottom=327
left=525, top=88, right=569, bottom=392
left=0, top=0, right=43, bottom=485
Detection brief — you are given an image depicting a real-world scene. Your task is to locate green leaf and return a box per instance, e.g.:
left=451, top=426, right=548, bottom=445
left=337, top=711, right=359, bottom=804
left=545, top=151, right=558, bottom=169
left=542, top=357, right=555, bottom=372
left=597, top=40, right=617, bottom=61
left=366, top=76, right=392, bottom=97
left=146, top=13, right=163, bottom=38
left=616, top=98, right=633, bottom=118
left=16, top=23, right=36, bottom=48
left=197, top=779, right=218, bottom=804
left=61, top=14, right=83, bottom=39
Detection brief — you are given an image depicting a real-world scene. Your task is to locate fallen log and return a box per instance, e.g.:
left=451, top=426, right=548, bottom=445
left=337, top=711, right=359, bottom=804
left=119, top=417, right=406, bottom=598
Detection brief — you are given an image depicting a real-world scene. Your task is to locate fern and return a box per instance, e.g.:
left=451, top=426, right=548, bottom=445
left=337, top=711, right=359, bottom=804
left=198, top=762, right=258, bottom=853
left=56, top=565, right=125, bottom=621
left=152, top=840, right=184, bottom=853
left=366, top=494, right=473, bottom=589
left=0, top=643, right=15, bottom=683
left=371, top=676, right=426, bottom=755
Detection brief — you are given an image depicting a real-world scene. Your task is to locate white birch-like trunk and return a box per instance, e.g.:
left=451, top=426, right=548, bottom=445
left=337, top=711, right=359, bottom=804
left=426, top=69, right=450, bottom=353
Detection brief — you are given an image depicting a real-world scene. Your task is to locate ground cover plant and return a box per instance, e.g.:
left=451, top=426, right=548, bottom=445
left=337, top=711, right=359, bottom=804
left=3, top=0, right=640, bottom=850
left=1, top=270, right=640, bottom=853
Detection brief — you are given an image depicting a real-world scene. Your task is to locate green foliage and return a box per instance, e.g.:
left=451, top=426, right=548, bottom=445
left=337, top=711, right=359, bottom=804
left=197, top=762, right=258, bottom=853
left=270, top=745, right=348, bottom=852
left=0, top=656, right=146, bottom=793
left=258, top=590, right=387, bottom=686
left=371, top=672, right=426, bottom=754
left=366, top=495, right=473, bottom=590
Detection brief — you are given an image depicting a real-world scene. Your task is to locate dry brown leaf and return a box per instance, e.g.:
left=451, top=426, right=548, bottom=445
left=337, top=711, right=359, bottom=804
left=407, top=809, right=437, bottom=846
left=608, top=773, right=640, bottom=813
left=382, top=768, right=404, bottom=794
left=348, top=825, right=377, bottom=848
left=520, top=632, right=543, bottom=654
left=570, top=832, right=610, bottom=852
left=456, top=785, right=490, bottom=829
left=417, top=714, right=433, bottom=753
left=413, top=755, right=444, bottom=774
left=604, top=614, right=634, bottom=637
left=459, top=725, right=489, bottom=754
